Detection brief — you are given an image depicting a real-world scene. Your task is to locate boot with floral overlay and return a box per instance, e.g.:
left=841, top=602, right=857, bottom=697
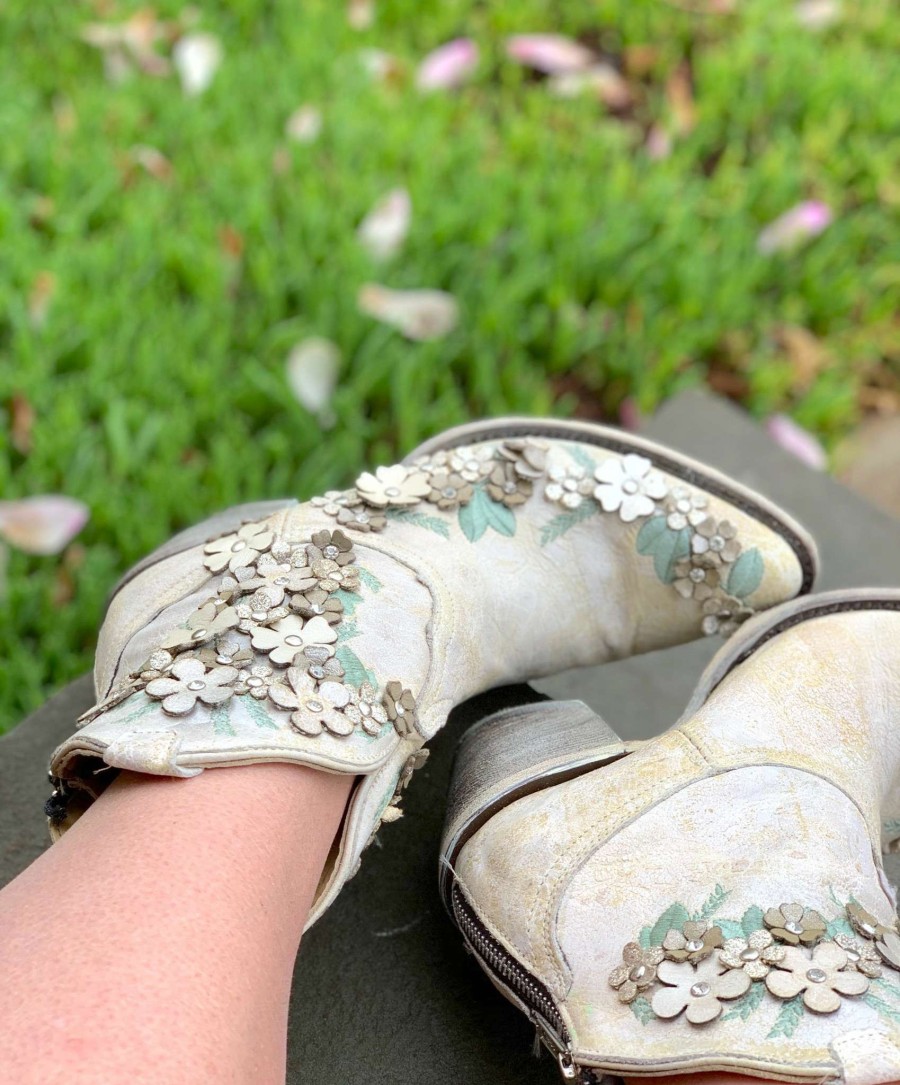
left=48, top=419, right=815, bottom=927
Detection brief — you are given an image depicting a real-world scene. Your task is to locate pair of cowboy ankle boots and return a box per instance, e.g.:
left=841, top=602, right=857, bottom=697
left=47, top=417, right=900, bottom=1084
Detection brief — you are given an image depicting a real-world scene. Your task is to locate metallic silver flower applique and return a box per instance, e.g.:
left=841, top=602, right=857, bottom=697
left=765, top=942, right=869, bottom=1013
left=608, top=943, right=665, bottom=1004
left=355, top=464, right=431, bottom=507
left=203, top=521, right=274, bottom=574
left=250, top=614, right=338, bottom=666
left=145, top=658, right=238, bottom=716
left=593, top=454, right=668, bottom=522
left=160, top=600, right=239, bottom=651
left=764, top=902, right=827, bottom=946
left=384, top=681, right=417, bottom=737
left=663, top=920, right=724, bottom=964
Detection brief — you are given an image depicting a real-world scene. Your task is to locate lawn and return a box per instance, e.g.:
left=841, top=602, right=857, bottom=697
left=1, top=0, right=898, bottom=729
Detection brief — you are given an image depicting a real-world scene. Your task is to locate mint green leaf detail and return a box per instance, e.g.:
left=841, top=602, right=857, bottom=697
left=827, top=915, right=856, bottom=939
left=863, top=992, right=900, bottom=1023
left=630, top=996, right=654, bottom=1026
left=636, top=514, right=669, bottom=551
left=566, top=443, right=598, bottom=474
left=649, top=902, right=690, bottom=946
left=120, top=695, right=161, bottom=726
left=357, top=567, right=382, bottom=593
left=243, top=696, right=278, bottom=730
left=741, top=905, right=766, bottom=937
left=883, top=819, right=900, bottom=836
left=717, top=920, right=744, bottom=940
left=540, top=501, right=599, bottom=547
left=386, top=507, right=450, bottom=538
left=333, top=588, right=362, bottom=618
left=638, top=925, right=653, bottom=950
left=483, top=493, right=516, bottom=537
left=727, top=548, right=764, bottom=599
left=337, top=619, right=359, bottom=643
left=336, top=645, right=377, bottom=688
left=767, top=996, right=804, bottom=1039
left=636, top=516, right=691, bottom=583
left=211, top=702, right=236, bottom=736
left=458, top=486, right=490, bottom=542
left=694, top=884, right=731, bottom=922
left=721, top=981, right=766, bottom=1022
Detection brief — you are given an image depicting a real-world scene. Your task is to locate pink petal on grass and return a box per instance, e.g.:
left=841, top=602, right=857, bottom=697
left=358, top=284, right=458, bottom=341
left=173, top=32, right=222, bottom=96
left=645, top=124, right=673, bottom=161
left=547, top=64, right=631, bottom=109
left=285, top=105, right=322, bottom=143
left=506, top=34, right=595, bottom=75
left=795, top=1, right=842, bottom=29
left=766, top=414, right=827, bottom=470
left=416, top=38, right=478, bottom=91
left=286, top=339, right=341, bottom=426
left=757, top=201, right=833, bottom=254
left=0, top=496, right=89, bottom=555
left=357, top=188, right=411, bottom=261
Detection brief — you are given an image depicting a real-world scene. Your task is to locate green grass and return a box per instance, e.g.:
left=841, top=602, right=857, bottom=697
left=1, top=0, right=899, bottom=729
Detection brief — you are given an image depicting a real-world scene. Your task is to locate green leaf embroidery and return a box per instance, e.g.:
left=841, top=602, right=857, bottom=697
left=717, top=920, right=744, bottom=940
left=386, top=508, right=451, bottom=538
left=337, top=618, right=360, bottom=642
left=336, top=645, right=377, bottom=688
left=333, top=588, right=362, bottom=618
left=767, top=996, right=804, bottom=1039
left=458, top=486, right=490, bottom=542
left=243, top=695, right=278, bottom=730
left=566, top=443, right=598, bottom=474
left=727, top=548, right=764, bottom=599
left=540, top=501, right=600, bottom=547
left=649, top=903, right=690, bottom=946
left=120, top=696, right=161, bottom=725
left=211, top=703, right=236, bottom=736
left=826, top=915, right=855, bottom=939
left=638, top=925, right=652, bottom=950
left=636, top=516, right=690, bottom=583
left=863, top=992, right=900, bottom=1023
left=883, top=819, right=900, bottom=836
left=694, top=884, right=731, bottom=922
left=458, top=485, right=516, bottom=542
left=741, top=905, right=765, bottom=937
left=357, top=567, right=382, bottom=593
left=721, top=981, right=766, bottom=1022
left=630, top=996, right=654, bottom=1026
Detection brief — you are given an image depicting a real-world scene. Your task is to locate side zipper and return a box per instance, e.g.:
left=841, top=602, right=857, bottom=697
left=451, top=881, right=580, bottom=1081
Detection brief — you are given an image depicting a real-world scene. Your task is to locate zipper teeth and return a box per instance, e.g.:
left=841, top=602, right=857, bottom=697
left=451, top=882, right=568, bottom=1042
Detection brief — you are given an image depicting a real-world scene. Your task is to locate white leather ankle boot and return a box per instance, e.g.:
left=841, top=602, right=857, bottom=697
left=48, top=417, right=815, bottom=927
left=443, top=589, right=900, bottom=1083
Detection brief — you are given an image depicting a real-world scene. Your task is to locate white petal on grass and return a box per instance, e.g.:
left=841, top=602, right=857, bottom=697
left=286, top=339, right=341, bottom=425
left=359, top=49, right=403, bottom=84
left=757, top=201, right=833, bottom=254
left=416, top=38, right=478, bottom=91
left=794, top=0, right=842, bottom=29
left=0, top=496, right=89, bottom=555
left=347, top=0, right=375, bottom=30
left=358, top=285, right=458, bottom=341
left=357, top=189, right=411, bottom=261
left=505, top=34, right=595, bottom=75
left=285, top=104, right=322, bottom=143
left=766, top=415, right=827, bottom=470
left=547, top=63, right=631, bottom=108
left=173, top=32, right=222, bottom=96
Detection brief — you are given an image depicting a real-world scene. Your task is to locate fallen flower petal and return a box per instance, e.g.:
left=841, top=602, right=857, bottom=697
left=548, top=64, right=632, bottom=109
left=416, top=38, right=478, bottom=91
left=757, top=201, right=832, bottom=254
left=359, top=49, right=404, bottom=85
left=173, top=32, right=222, bottom=96
left=347, top=0, right=375, bottom=30
left=0, top=496, right=90, bottom=555
left=131, top=145, right=173, bottom=180
left=766, top=414, right=827, bottom=470
left=506, top=34, right=595, bottom=75
left=645, top=124, right=673, bottom=161
left=357, top=188, right=411, bottom=261
left=285, top=104, right=322, bottom=143
left=28, top=272, right=57, bottom=329
left=358, top=284, right=459, bottom=341
left=795, top=0, right=842, bottom=29
left=286, top=339, right=341, bottom=424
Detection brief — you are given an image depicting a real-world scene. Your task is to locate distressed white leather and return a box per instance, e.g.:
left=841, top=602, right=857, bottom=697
left=49, top=429, right=811, bottom=927
left=454, top=609, right=900, bottom=1081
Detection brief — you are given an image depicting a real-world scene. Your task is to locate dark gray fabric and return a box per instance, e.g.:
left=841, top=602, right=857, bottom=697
left=3, top=391, right=900, bottom=1083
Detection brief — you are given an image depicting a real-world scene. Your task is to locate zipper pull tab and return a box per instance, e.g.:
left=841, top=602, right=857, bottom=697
left=531, top=1025, right=543, bottom=1059
left=557, top=1051, right=578, bottom=1080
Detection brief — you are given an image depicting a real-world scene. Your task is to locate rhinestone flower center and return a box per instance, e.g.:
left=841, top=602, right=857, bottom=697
left=690, top=982, right=710, bottom=998
left=806, top=968, right=827, bottom=984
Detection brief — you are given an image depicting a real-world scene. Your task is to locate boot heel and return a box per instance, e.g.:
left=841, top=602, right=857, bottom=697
left=440, top=699, right=625, bottom=909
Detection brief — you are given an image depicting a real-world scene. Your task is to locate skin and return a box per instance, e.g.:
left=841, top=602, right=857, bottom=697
left=0, top=766, right=805, bottom=1085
